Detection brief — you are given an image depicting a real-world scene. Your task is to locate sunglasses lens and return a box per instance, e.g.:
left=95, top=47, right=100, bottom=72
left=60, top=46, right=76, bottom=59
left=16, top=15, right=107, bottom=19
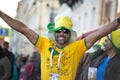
left=56, top=29, right=70, bottom=34
left=63, top=29, right=69, bottom=34
left=55, top=30, right=61, bottom=33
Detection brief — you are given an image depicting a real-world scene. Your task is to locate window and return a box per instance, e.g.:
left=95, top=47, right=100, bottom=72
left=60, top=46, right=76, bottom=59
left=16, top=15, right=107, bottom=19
left=117, top=0, right=120, bottom=13
left=105, top=1, right=111, bottom=18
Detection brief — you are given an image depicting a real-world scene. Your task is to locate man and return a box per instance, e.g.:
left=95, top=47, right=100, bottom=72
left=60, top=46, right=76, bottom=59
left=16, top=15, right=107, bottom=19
left=2, top=41, right=14, bottom=65
left=76, top=29, right=120, bottom=80
left=0, top=46, right=12, bottom=80
left=88, top=30, right=120, bottom=80
left=1, top=41, right=15, bottom=79
left=75, top=37, right=106, bottom=80
left=0, top=10, right=120, bottom=80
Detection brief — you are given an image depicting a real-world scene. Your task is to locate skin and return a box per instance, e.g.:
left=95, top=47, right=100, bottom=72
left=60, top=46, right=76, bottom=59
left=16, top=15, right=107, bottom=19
left=103, top=37, right=116, bottom=57
left=0, top=10, right=120, bottom=49
left=55, top=28, right=71, bottom=48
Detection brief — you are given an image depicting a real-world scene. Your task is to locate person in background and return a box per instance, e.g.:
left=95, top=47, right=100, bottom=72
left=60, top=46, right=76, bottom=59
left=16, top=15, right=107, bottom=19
left=0, top=46, right=12, bottom=79
left=75, top=37, right=106, bottom=80
left=1, top=41, right=15, bottom=79
left=75, top=17, right=111, bottom=80
left=23, top=51, right=41, bottom=80
left=76, top=29, right=120, bottom=80
left=16, top=54, right=23, bottom=75
left=2, top=41, right=15, bottom=65
left=0, top=10, right=120, bottom=80
left=31, top=48, right=41, bottom=80
left=19, top=55, right=29, bottom=80
left=88, top=29, right=120, bottom=80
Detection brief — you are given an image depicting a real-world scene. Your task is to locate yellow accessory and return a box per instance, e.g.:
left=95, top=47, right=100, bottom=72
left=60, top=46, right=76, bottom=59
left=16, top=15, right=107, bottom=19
left=111, top=29, right=120, bottom=49
left=55, top=16, right=73, bottom=30
left=47, top=16, right=77, bottom=42
left=47, top=16, right=73, bottom=31
left=99, top=37, right=106, bottom=45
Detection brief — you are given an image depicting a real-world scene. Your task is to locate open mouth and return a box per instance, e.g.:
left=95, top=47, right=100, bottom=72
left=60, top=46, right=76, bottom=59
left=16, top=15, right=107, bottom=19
left=58, top=37, right=65, bottom=40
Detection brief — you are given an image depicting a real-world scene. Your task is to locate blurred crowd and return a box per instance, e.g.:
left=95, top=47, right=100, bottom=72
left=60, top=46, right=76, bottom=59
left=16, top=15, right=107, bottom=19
left=0, top=41, right=41, bottom=80
left=1, top=0, right=120, bottom=78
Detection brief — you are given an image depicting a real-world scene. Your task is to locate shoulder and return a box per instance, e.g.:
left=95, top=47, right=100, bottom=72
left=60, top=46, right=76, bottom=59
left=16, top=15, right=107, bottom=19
left=1, top=56, right=9, bottom=62
left=34, top=36, right=53, bottom=49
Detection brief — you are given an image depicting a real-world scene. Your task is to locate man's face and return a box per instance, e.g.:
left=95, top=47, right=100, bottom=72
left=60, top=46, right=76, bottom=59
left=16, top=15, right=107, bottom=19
left=55, top=27, right=71, bottom=47
left=103, top=37, right=112, bottom=50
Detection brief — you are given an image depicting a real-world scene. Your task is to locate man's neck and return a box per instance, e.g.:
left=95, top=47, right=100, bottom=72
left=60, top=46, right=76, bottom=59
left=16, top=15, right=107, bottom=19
left=56, top=43, right=67, bottom=49
left=56, top=45, right=64, bottom=49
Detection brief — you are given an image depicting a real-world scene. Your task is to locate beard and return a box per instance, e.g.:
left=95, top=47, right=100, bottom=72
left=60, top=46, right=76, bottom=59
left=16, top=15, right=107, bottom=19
left=55, top=35, right=70, bottom=46
left=56, top=37, right=69, bottom=45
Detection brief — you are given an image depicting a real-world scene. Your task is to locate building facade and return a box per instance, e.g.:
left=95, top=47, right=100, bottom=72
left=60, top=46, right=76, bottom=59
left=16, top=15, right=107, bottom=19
left=11, top=0, right=120, bottom=55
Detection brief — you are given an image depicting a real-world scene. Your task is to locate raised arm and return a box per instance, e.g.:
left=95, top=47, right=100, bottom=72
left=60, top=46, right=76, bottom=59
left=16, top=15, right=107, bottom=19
left=76, top=29, right=99, bottom=41
left=86, top=17, right=120, bottom=49
left=0, top=10, right=38, bottom=44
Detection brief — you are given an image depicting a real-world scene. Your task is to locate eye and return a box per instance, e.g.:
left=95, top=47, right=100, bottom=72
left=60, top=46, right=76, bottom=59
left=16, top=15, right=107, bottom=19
left=55, top=28, right=70, bottom=34
left=55, top=30, right=62, bottom=33
left=63, top=29, right=69, bottom=34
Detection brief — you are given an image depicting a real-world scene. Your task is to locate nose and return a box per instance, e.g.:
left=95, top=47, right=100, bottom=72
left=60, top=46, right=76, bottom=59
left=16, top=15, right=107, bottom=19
left=59, top=31, right=65, bottom=35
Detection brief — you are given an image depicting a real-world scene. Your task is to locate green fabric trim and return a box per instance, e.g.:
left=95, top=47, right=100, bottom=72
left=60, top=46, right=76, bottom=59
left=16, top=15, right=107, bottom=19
left=93, top=44, right=102, bottom=50
left=49, top=48, right=59, bottom=58
left=56, top=45, right=64, bottom=49
left=54, top=26, right=72, bottom=31
left=47, top=22, right=72, bottom=31
left=47, top=22, right=55, bottom=30
left=49, top=26, right=71, bottom=31
left=109, top=38, right=120, bottom=54
left=84, top=39, right=88, bottom=49
left=108, top=35, right=120, bottom=54
left=34, top=35, right=39, bottom=45
left=52, top=26, right=63, bottom=31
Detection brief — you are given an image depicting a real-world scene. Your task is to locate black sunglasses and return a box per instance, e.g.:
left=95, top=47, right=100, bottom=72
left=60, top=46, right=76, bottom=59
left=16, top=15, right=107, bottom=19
left=55, top=28, right=70, bottom=34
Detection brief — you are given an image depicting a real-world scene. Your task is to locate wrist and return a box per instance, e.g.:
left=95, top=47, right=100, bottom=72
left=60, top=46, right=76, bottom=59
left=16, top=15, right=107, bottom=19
left=117, top=17, right=120, bottom=24
left=0, top=11, right=2, bottom=17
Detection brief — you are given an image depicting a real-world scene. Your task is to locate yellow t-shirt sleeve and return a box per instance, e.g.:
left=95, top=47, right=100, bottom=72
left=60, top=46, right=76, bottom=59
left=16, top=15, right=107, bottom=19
left=76, top=39, right=88, bottom=56
left=34, top=36, right=49, bottom=51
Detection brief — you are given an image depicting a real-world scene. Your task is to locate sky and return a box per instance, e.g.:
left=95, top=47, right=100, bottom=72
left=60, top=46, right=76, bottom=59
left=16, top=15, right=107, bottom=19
left=0, top=0, right=21, bottom=28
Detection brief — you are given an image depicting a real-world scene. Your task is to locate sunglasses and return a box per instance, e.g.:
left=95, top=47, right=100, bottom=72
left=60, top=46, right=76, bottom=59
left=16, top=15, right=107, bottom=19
left=55, top=28, right=70, bottom=34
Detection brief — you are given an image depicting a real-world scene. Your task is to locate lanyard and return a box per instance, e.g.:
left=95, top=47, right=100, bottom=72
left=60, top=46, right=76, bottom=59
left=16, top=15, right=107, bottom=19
left=50, top=44, right=64, bottom=70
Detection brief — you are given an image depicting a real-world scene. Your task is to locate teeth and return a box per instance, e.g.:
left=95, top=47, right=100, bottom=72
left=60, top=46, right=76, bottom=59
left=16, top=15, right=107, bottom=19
left=59, top=37, right=64, bottom=40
